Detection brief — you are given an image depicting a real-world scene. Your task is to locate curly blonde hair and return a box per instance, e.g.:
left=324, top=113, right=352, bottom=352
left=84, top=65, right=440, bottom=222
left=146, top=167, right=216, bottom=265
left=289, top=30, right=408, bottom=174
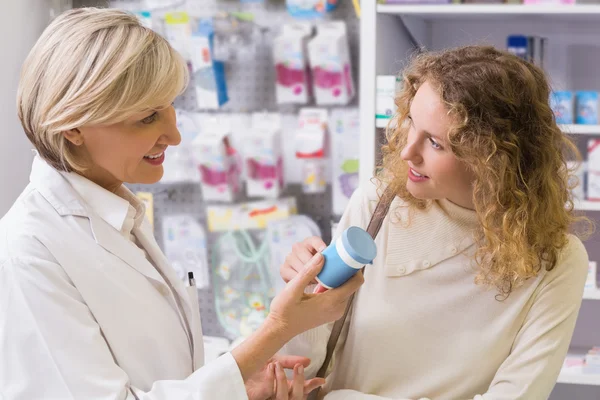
left=380, top=45, right=591, bottom=298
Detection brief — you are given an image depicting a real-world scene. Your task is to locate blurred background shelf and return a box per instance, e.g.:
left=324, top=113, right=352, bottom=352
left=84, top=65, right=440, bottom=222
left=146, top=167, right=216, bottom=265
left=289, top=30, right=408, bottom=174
left=561, top=125, right=600, bottom=135
left=575, top=200, right=600, bottom=211
left=558, top=368, right=600, bottom=386
left=583, top=289, right=600, bottom=300
left=377, top=4, right=600, bottom=22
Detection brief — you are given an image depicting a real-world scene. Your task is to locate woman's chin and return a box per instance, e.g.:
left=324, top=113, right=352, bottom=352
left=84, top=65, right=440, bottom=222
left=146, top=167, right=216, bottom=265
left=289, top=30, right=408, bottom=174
left=406, top=182, right=427, bottom=200
left=129, top=168, right=164, bottom=185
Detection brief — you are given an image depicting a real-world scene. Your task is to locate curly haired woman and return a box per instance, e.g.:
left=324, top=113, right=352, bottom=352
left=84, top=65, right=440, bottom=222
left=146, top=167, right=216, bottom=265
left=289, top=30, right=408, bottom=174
left=279, top=45, right=592, bottom=400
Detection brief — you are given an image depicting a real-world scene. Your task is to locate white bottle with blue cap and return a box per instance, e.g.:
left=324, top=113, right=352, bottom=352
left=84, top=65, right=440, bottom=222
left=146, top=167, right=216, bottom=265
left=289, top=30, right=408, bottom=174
left=316, top=226, right=377, bottom=289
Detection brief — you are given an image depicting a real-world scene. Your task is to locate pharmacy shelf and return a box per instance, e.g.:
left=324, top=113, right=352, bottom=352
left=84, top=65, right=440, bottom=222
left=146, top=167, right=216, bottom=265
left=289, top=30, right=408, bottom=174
left=584, top=289, right=600, bottom=300
left=376, top=117, right=393, bottom=129
left=376, top=123, right=600, bottom=134
left=558, top=368, right=600, bottom=386
left=561, top=125, right=600, bottom=135
left=377, top=4, right=600, bottom=22
left=559, top=349, right=600, bottom=386
left=575, top=200, right=600, bottom=212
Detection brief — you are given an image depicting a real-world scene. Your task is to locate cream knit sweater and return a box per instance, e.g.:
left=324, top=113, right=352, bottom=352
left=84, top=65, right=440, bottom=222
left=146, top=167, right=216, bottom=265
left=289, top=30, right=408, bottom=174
left=281, top=181, right=588, bottom=400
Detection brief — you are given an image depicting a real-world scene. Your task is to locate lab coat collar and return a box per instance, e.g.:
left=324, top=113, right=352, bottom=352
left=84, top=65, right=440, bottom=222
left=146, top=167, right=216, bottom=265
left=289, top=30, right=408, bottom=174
left=29, top=156, right=164, bottom=284
left=60, top=169, right=134, bottom=235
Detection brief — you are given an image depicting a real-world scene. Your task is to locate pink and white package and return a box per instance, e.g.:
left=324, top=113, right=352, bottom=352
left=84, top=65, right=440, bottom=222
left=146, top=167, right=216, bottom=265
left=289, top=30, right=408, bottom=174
left=244, top=113, right=284, bottom=199
left=308, top=22, right=355, bottom=105
left=191, top=116, right=242, bottom=203
left=273, top=23, right=313, bottom=105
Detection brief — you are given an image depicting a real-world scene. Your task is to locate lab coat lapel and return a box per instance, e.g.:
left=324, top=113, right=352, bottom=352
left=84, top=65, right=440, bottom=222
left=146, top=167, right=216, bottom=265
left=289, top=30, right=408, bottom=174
left=89, top=213, right=164, bottom=284
left=134, top=219, right=193, bottom=318
left=30, top=156, right=164, bottom=284
left=134, top=219, right=203, bottom=364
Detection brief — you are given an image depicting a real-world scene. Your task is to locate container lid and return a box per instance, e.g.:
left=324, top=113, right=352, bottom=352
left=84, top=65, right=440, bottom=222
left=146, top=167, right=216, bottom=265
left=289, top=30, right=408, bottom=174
left=341, top=226, right=377, bottom=265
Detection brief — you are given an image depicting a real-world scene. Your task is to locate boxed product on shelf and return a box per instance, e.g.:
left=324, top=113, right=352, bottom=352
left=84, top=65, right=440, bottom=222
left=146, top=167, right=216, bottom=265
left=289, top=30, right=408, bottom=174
left=551, top=91, right=574, bottom=125
left=506, top=35, right=547, bottom=67
left=587, top=139, right=600, bottom=201
left=376, top=75, right=400, bottom=127
left=576, top=91, right=599, bottom=125
left=584, top=347, right=600, bottom=374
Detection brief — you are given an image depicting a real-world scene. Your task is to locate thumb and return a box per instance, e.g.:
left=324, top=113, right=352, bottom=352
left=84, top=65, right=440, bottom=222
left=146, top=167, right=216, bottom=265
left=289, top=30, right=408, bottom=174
left=288, top=252, right=324, bottom=294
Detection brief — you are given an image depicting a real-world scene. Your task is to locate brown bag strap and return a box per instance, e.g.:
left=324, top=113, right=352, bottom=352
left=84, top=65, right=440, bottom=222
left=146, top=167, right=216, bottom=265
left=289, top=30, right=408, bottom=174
left=309, top=185, right=396, bottom=399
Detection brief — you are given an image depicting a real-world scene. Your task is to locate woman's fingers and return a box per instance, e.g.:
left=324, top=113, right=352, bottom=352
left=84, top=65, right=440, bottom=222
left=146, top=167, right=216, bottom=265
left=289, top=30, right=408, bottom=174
left=291, top=364, right=305, bottom=400
left=274, top=362, right=289, bottom=400
left=281, top=237, right=327, bottom=285
left=304, top=377, right=326, bottom=395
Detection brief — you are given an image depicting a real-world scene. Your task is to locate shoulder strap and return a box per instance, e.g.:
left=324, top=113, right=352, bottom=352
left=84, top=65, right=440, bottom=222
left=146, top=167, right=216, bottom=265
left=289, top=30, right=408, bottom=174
left=310, top=185, right=396, bottom=398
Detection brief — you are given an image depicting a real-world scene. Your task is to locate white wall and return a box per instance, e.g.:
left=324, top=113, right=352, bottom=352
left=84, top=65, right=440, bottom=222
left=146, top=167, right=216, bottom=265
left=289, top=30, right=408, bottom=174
left=0, top=1, right=51, bottom=217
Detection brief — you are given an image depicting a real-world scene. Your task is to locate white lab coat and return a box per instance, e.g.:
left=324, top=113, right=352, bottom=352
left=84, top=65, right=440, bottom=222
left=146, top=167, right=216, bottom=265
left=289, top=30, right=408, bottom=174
left=0, top=156, right=248, bottom=400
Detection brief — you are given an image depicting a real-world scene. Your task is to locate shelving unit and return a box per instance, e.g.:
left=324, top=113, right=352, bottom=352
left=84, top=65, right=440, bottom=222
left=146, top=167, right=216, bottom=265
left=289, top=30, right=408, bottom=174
left=559, top=347, right=600, bottom=386
left=576, top=200, right=600, bottom=212
left=360, top=4, right=600, bottom=398
left=359, top=4, right=600, bottom=185
left=584, top=288, right=600, bottom=301
left=561, top=125, right=600, bottom=135
left=557, top=368, right=600, bottom=386
left=377, top=4, right=600, bottom=21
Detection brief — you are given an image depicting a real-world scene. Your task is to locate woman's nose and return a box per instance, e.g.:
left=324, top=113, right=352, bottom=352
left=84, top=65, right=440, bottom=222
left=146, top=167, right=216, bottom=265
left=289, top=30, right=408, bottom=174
left=401, top=140, right=422, bottom=165
left=161, top=107, right=182, bottom=146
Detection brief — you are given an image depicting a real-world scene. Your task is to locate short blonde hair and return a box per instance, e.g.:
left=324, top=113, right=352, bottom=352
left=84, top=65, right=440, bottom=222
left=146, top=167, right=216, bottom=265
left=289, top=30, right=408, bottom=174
left=17, top=7, right=189, bottom=172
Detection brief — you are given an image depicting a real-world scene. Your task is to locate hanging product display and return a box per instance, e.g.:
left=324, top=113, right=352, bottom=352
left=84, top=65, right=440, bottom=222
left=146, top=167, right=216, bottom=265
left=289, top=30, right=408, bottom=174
left=190, top=18, right=229, bottom=109
left=208, top=198, right=299, bottom=339
left=191, top=115, right=242, bottom=203
left=244, top=113, right=285, bottom=199
left=295, top=108, right=329, bottom=194
left=286, top=0, right=339, bottom=19
left=330, top=108, right=360, bottom=215
left=273, top=23, right=313, bottom=105
left=308, top=21, right=355, bottom=105
left=161, top=109, right=202, bottom=184
left=162, top=215, right=210, bottom=290
left=212, top=229, right=273, bottom=339
left=266, top=214, right=322, bottom=294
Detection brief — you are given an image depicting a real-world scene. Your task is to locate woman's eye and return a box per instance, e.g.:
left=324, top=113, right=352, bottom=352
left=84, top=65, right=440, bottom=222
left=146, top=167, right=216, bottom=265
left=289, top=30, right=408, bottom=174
left=429, top=137, right=442, bottom=150
left=141, top=112, right=158, bottom=124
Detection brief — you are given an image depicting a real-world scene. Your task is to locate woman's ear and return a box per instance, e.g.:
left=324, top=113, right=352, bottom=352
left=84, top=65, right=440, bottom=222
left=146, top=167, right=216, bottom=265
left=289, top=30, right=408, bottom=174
left=62, top=128, right=84, bottom=146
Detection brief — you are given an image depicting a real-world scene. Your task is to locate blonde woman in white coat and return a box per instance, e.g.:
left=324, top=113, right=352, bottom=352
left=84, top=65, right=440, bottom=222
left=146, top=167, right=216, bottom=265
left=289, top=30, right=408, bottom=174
left=0, top=8, right=363, bottom=400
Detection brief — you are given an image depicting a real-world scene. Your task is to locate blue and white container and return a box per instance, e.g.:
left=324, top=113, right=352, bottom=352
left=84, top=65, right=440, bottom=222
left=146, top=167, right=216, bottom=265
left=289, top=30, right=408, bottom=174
left=576, top=91, right=599, bottom=125
left=550, top=91, right=574, bottom=124
left=316, top=226, right=377, bottom=289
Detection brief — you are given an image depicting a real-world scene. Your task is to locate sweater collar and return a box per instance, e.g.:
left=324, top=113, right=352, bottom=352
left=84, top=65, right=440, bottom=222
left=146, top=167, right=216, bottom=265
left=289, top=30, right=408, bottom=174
left=383, top=198, right=480, bottom=278
left=435, top=198, right=479, bottom=230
